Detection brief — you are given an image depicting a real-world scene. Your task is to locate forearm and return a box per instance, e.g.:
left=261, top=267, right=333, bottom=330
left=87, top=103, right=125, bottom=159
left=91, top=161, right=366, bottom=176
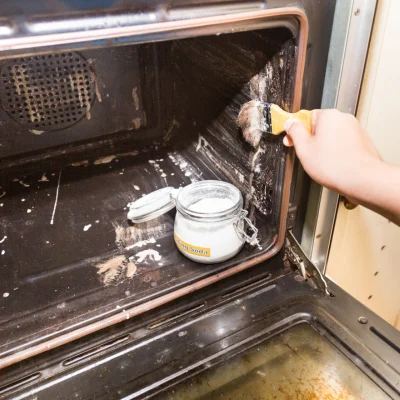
left=341, top=159, right=400, bottom=225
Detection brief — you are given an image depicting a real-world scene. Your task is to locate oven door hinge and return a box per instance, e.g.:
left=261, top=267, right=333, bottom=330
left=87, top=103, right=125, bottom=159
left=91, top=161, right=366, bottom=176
left=285, top=230, right=331, bottom=296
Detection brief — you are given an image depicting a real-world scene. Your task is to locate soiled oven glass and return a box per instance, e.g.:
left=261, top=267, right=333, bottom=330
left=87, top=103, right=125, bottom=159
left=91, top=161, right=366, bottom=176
left=157, top=323, right=390, bottom=400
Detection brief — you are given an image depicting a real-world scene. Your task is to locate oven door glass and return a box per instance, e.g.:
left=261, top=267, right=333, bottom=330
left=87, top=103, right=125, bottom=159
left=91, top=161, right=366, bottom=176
left=157, top=323, right=390, bottom=399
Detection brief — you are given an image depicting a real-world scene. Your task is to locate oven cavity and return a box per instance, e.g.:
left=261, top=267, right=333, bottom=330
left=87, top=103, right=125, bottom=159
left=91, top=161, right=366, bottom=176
left=0, top=27, right=298, bottom=364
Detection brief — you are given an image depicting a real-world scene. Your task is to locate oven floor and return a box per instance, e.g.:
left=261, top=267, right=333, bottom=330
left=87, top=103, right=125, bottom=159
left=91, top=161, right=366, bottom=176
left=0, top=143, right=275, bottom=358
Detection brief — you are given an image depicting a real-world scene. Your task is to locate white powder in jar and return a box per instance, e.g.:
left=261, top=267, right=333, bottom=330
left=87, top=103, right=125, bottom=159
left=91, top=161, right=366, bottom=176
left=174, top=196, right=245, bottom=264
left=188, top=198, right=234, bottom=213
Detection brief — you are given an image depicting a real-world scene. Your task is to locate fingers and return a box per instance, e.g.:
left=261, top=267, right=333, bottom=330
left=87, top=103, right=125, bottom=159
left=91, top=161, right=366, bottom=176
left=312, top=109, right=321, bottom=127
left=283, top=110, right=319, bottom=147
left=283, top=135, right=293, bottom=147
left=283, top=118, right=312, bottom=148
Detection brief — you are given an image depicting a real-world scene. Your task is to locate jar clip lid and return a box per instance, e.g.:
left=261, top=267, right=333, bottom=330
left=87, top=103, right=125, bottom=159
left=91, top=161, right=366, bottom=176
left=127, top=187, right=180, bottom=223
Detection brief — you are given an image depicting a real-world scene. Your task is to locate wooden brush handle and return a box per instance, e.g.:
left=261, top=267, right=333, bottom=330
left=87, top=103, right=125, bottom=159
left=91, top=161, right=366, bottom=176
left=270, top=104, right=312, bottom=135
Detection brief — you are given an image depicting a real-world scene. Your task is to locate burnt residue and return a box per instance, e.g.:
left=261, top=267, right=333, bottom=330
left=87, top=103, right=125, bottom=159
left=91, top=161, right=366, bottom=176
left=250, top=134, right=284, bottom=216
left=165, top=29, right=296, bottom=221
left=96, top=255, right=137, bottom=286
left=113, top=218, right=173, bottom=250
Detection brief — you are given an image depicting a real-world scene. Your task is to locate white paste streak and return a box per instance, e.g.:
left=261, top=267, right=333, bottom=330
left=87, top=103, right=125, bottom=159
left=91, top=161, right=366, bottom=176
left=50, top=170, right=62, bottom=225
left=125, top=237, right=156, bottom=250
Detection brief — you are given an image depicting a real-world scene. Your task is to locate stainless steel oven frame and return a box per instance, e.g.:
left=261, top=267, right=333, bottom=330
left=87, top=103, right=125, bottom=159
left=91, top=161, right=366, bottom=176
left=301, top=0, right=377, bottom=272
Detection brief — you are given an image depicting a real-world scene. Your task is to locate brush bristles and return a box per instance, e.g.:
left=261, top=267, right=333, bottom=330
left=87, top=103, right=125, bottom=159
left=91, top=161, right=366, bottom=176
left=237, top=100, right=269, bottom=148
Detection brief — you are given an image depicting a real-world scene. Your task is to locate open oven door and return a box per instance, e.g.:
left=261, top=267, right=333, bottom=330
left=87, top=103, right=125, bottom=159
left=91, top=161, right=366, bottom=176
left=1, top=251, right=399, bottom=399
left=0, top=0, right=399, bottom=399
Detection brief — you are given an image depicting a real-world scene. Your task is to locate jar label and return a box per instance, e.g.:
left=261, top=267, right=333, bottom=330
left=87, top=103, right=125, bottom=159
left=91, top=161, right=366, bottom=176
left=174, top=233, right=211, bottom=257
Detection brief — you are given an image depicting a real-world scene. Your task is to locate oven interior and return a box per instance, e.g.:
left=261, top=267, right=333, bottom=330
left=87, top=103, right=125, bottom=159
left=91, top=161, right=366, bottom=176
left=0, top=27, right=296, bottom=357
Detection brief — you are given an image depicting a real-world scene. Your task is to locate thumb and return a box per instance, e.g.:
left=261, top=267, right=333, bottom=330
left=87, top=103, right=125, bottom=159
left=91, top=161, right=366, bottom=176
left=284, top=118, right=311, bottom=149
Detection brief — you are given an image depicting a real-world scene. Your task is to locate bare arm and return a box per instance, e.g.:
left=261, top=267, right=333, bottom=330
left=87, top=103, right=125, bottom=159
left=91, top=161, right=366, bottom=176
left=283, top=109, right=400, bottom=225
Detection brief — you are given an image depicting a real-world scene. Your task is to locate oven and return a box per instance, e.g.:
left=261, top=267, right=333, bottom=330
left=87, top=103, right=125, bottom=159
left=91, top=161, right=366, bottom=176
left=0, top=1, right=399, bottom=399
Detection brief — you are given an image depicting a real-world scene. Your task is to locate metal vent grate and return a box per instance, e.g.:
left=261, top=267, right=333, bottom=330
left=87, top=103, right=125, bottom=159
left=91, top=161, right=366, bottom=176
left=0, top=52, right=96, bottom=131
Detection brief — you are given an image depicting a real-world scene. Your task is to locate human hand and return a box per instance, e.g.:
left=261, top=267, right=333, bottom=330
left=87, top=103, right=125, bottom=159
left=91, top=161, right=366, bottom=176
left=282, top=109, right=381, bottom=197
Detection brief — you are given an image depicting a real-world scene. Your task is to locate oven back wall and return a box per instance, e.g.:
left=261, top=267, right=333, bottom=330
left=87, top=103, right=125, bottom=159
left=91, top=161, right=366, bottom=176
left=0, top=46, right=150, bottom=160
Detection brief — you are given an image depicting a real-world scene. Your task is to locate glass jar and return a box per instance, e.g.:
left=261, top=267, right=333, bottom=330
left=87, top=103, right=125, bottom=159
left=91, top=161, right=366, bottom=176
left=127, top=180, right=258, bottom=264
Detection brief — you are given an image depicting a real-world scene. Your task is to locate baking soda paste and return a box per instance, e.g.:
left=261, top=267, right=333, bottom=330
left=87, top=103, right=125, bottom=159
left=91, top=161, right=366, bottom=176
left=174, top=197, right=245, bottom=263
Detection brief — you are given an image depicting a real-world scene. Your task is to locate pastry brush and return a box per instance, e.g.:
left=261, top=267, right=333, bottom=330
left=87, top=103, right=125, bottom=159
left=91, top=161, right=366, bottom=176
left=237, top=100, right=312, bottom=147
